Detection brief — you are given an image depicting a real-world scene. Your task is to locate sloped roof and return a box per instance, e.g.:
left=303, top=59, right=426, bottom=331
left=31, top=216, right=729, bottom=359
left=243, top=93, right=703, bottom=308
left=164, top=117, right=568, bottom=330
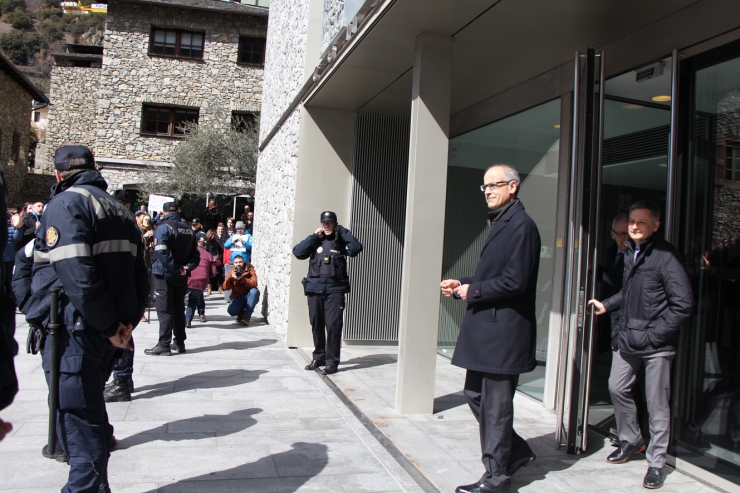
left=119, top=0, right=268, bottom=16
left=0, top=50, right=49, bottom=104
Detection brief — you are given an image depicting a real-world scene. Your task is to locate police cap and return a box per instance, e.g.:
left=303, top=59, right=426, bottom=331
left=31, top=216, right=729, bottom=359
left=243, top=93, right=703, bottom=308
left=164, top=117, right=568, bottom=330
left=162, top=202, right=178, bottom=212
left=113, top=190, right=131, bottom=204
left=320, top=211, right=337, bottom=223
left=54, top=145, right=95, bottom=171
left=191, top=218, right=201, bottom=225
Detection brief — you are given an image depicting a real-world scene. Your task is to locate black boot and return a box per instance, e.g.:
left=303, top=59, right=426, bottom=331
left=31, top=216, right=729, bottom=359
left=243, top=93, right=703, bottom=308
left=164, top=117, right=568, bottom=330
left=104, top=380, right=132, bottom=403
left=304, top=360, right=325, bottom=370
left=171, top=340, right=186, bottom=354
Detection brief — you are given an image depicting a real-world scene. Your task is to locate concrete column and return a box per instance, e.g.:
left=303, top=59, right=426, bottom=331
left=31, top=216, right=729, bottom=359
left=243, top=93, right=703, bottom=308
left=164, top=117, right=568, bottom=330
left=285, top=107, right=355, bottom=348
left=395, top=33, right=452, bottom=414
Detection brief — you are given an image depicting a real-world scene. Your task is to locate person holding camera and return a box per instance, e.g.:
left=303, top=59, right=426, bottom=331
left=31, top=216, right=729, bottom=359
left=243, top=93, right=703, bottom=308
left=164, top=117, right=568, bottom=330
left=224, top=221, right=253, bottom=264
left=292, top=211, right=363, bottom=375
left=223, top=255, right=259, bottom=326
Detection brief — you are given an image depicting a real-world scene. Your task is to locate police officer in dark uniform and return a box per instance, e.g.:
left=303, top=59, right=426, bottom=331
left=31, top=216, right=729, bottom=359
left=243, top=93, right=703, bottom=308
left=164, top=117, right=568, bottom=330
left=103, top=191, right=139, bottom=402
left=13, top=145, right=149, bottom=492
left=144, top=201, right=199, bottom=356
left=292, top=211, right=362, bottom=375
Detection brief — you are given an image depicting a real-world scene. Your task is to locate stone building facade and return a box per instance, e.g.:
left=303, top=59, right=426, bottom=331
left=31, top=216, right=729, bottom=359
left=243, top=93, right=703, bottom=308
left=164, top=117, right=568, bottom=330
left=39, top=0, right=268, bottom=192
left=253, top=0, right=343, bottom=340
left=0, top=51, right=49, bottom=206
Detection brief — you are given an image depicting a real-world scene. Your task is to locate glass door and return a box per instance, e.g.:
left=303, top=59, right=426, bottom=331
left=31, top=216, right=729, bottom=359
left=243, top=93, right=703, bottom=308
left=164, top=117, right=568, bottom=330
left=587, top=59, right=673, bottom=439
left=673, top=39, right=740, bottom=486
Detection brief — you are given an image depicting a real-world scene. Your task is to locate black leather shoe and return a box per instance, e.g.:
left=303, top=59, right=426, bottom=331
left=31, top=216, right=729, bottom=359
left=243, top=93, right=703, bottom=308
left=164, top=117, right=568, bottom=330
left=144, top=344, right=172, bottom=356
left=455, top=482, right=508, bottom=493
left=508, top=453, right=536, bottom=475
left=105, top=379, right=134, bottom=393
left=643, top=467, right=665, bottom=489
left=607, top=438, right=646, bottom=464
left=304, top=360, right=325, bottom=370
left=104, top=380, right=132, bottom=403
left=171, top=341, right=186, bottom=354
left=322, top=365, right=338, bottom=375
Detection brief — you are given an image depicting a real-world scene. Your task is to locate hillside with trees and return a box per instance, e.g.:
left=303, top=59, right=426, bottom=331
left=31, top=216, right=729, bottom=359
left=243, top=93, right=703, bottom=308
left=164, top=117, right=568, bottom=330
left=0, top=0, right=104, bottom=91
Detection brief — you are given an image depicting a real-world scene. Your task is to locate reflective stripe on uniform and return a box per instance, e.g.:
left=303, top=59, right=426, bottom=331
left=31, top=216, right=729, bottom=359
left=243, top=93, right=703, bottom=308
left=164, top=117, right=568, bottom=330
left=66, top=187, right=106, bottom=219
left=154, top=244, right=168, bottom=251
left=48, top=243, right=91, bottom=263
left=93, top=239, right=138, bottom=257
left=33, top=250, right=50, bottom=264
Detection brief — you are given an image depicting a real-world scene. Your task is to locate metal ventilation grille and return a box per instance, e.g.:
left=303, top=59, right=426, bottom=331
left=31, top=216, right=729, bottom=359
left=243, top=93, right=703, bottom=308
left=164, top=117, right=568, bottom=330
left=344, top=112, right=410, bottom=341
left=603, top=125, right=670, bottom=165
left=438, top=167, right=490, bottom=351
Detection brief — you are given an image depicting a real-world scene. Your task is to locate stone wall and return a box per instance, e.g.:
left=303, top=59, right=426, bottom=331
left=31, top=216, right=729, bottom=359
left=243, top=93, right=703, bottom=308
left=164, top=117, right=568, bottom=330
left=259, top=0, right=311, bottom=138
left=0, top=71, right=34, bottom=206
left=23, top=173, right=58, bottom=204
left=36, top=66, right=100, bottom=175
left=97, top=0, right=266, bottom=165
left=713, top=184, right=740, bottom=248
left=320, top=0, right=344, bottom=56
left=252, top=110, right=301, bottom=339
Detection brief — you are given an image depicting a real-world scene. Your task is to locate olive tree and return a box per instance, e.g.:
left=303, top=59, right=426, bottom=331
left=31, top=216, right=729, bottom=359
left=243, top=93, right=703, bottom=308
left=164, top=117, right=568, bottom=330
left=140, top=114, right=259, bottom=199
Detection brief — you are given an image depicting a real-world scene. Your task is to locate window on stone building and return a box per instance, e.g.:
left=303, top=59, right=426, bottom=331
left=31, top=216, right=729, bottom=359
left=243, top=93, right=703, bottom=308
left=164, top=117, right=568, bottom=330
left=34, top=111, right=41, bottom=122
left=149, top=28, right=204, bottom=59
left=231, top=111, right=257, bottom=132
left=11, top=130, right=21, bottom=160
left=238, top=37, right=265, bottom=65
left=142, top=105, right=199, bottom=137
left=726, top=145, right=740, bottom=182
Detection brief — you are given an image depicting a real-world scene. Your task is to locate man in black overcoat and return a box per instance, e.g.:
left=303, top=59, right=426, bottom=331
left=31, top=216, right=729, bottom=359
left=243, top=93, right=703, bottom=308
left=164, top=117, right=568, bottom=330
left=441, top=164, right=540, bottom=493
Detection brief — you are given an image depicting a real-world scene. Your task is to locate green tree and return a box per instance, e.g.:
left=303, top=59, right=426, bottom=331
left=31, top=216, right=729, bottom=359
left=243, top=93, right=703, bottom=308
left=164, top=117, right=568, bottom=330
left=6, top=6, right=31, bottom=29
left=0, top=0, right=24, bottom=14
left=0, top=31, right=42, bottom=64
left=36, top=17, right=66, bottom=42
left=140, top=115, right=260, bottom=198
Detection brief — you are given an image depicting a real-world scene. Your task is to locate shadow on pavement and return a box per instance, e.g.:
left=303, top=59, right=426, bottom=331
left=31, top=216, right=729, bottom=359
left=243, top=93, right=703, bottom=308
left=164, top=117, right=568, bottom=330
left=509, top=430, right=606, bottom=492
left=433, top=391, right=467, bottom=413
left=115, top=408, right=262, bottom=449
left=184, top=338, right=276, bottom=354
left=134, top=369, right=268, bottom=400
left=339, top=354, right=397, bottom=372
left=145, top=442, right=329, bottom=492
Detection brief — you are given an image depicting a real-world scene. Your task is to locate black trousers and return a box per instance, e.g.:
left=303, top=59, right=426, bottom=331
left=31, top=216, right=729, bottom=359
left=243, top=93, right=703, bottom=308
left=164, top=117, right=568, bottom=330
left=307, top=293, right=345, bottom=367
left=155, top=275, right=187, bottom=347
left=464, top=370, right=532, bottom=491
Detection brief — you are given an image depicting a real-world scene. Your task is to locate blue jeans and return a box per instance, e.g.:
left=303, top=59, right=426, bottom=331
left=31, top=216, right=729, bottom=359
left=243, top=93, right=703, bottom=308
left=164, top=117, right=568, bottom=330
left=227, top=288, right=260, bottom=319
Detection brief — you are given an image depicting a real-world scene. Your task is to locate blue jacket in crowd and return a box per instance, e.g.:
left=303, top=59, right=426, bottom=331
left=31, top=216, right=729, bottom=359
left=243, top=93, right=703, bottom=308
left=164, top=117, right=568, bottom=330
left=224, top=232, right=253, bottom=264
left=3, top=224, right=21, bottom=262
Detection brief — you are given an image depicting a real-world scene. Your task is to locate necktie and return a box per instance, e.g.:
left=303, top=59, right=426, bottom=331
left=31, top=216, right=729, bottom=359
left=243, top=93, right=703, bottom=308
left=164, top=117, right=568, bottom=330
left=614, top=251, right=624, bottom=269
left=634, top=245, right=640, bottom=261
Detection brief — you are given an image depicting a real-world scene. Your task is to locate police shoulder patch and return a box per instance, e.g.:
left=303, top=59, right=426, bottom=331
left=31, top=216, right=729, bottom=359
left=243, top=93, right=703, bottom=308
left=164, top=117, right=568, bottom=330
left=46, top=226, right=60, bottom=248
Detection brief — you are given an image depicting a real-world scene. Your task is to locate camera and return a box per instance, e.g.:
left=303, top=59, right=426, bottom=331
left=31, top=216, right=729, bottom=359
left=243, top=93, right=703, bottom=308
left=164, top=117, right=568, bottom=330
left=233, top=267, right=244, bottom=277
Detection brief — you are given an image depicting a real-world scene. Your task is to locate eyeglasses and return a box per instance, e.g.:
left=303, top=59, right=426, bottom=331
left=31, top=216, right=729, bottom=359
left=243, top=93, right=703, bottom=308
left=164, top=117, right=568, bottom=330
left=480, top=181, right=513, bottom=192
left=611, top=229, right=629, bottom=237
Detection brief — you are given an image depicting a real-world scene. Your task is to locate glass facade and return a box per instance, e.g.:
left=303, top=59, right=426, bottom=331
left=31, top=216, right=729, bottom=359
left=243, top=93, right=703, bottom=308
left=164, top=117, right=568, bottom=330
left=438, top=99, right=561, bottom=401
left=674, top=50, right=740, bottom=485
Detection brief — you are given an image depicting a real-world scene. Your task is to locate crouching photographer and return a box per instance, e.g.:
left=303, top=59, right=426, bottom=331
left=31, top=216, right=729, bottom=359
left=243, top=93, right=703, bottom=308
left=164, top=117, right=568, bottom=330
left=223, top=255, right=259, bottom=326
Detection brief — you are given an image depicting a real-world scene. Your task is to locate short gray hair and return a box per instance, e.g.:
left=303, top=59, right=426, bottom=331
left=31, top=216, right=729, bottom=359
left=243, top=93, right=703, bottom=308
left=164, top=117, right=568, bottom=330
left=629, top=200, right=661, bottom=222
left=486, top=164, right=521, bottom=186
left=611, top=213, right=629, bottom=230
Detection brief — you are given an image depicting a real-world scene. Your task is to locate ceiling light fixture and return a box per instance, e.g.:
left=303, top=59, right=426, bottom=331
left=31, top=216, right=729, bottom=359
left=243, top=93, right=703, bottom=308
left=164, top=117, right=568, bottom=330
left=652, top=95, right=671, bottom=102
left=554, top=124, right=561, bottom=129
left=623, top=104, right=643, bottom=110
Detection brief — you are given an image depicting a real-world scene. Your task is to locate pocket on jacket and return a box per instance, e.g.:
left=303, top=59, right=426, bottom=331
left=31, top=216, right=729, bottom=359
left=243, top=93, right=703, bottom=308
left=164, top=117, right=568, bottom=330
left=625, top=318, right=651, bottom=350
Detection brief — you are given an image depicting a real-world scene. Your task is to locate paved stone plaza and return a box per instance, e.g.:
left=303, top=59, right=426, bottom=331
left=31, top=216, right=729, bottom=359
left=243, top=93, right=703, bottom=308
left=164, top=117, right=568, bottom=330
left=0, top=294, right=719, bottom=492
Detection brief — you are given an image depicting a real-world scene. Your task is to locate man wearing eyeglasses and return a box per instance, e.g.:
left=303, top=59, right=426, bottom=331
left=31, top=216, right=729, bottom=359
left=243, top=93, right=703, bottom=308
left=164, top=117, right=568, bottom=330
left=441, top=164, right=540, bottom=493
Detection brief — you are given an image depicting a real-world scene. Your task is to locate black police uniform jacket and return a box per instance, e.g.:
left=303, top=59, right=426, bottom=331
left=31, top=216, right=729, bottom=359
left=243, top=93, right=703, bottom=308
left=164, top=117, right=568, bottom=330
left=151, top=213, right=200, bottom=285
left=602, top=234, right=694, bottom=356
left=292, top=225, right=363, bottom=294
left=12, top=170, right=149, bottom=339
left=451, top=201, right=541, bottom=375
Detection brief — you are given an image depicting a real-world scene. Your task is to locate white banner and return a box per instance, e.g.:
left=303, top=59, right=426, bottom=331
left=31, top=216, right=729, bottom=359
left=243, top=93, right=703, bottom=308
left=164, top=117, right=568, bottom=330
left=147, top=194, right=174, bottom=213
